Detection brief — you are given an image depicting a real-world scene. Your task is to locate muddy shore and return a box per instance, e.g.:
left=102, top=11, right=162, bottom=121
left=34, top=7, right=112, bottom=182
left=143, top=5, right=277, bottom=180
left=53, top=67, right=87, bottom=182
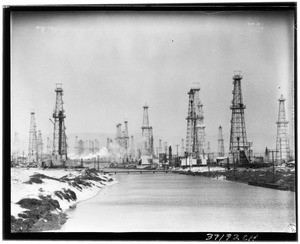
left=174, top=167, right=295, bottom=191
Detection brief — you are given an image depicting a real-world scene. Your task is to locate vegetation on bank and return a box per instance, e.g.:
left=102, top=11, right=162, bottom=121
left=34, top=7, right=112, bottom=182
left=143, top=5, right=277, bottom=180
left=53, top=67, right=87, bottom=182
left=11, top=168, right=114, bottom=232
left=177, top=167, right=295, bottom=192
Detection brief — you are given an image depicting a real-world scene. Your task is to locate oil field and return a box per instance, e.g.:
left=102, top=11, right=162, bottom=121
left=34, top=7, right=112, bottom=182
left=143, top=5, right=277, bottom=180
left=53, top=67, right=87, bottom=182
left=8, top=6, right=296, bottom=235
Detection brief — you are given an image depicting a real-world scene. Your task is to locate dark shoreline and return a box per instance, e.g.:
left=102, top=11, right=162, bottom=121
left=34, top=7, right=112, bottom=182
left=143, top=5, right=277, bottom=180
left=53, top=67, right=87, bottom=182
left=174, top=167, right=295, bottom=192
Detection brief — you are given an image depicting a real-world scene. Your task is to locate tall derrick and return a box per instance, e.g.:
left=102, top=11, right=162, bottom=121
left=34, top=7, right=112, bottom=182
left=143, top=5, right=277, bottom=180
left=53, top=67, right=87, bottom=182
left=124, top=120, right=129, bottom=152
left=115, top=123, right=122, bottom=146
left=28, top=111, right=38, bottom=164
left=37, top=130, right=43, bottom=163
left=130, top=135, right=135, bottom=158
left=229, top=72, right=250, bottom=163
left=12, top=132, right=21, bottom=158
left=164, top=141, right=168, bottom=154
left=276, top=94, right=290, bottom=163
left=181, top=139, right=184, bottom=157
left=185, top=83, right=206, bottom=158
left=218, top=126, right=225, bottom=157
left=159, top=139, right=162, bottom=154
left=141, top=103, right=153, bottom=156
left=47, top=137, right=52, bottom=155
left=52, top=83, right=67, bottom=162
left=78, top=140, right=85, bottom=155
left=74, top=136, right=78, bottom=155
left=290, top=80, right=295, bottom=159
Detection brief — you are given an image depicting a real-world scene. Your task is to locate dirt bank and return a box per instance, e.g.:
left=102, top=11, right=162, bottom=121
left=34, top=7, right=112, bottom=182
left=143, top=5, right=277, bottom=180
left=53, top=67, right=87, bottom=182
left=175, top=167, right=295, bottom=191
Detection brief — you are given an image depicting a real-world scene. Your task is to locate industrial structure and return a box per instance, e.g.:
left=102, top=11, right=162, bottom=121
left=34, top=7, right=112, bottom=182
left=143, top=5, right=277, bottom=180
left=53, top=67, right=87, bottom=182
left=52, top=83, right=67, bottom=163
left=159, top=139, right=162, bottom=154
left=164, top=141, right=168, bottom=154
left=47, top=137, right=52, bottom=155
left=140, top=103, right=154, bottom=165
left=12, top=132, right=21, bottom=158
left=37, top=130, right=43, bottom=162
left=275, top=94, right=290, bottom=163
left=290, top=81, right=295, bottom=159
left=229, top=72, right=251, bottom=164
left=130, top=135, right=135, bottom=159
left=218, top=126, right=225, bottom=157
left=115, top=120, right=131, bottom=161
left=74, top=137, right=100, bottom=156
left=185, top=83, right=206, bottom=163
left=28, top=111, right=38, bottom=164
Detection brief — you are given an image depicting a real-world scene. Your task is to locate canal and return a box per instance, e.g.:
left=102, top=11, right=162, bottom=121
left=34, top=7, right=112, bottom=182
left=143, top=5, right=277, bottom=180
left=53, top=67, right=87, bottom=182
left=60, top=173, right=296, bottom=232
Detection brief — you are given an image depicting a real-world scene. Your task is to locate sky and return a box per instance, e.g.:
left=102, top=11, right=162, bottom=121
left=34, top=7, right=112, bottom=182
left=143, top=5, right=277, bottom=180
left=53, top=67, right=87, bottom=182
left=10, top=10, right=295, bottom=154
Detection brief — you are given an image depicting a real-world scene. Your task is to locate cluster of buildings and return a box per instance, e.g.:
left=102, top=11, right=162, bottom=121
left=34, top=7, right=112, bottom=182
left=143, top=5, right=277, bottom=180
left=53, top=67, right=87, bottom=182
left=74, top=137, right=100, bottom=156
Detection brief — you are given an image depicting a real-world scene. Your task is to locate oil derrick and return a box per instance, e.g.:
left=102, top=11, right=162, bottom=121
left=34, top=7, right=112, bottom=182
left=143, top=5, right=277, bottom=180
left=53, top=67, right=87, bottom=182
left=164, top=142, right=168, bottom=154
left=159, top=139, right=162, bottom=154
left=276, top=94, right=290, bottom=163
left=181, top=139, right=184, bottom=157
left=94, top=139, right=99, bottom=153
left=89, top=140, right=93, bottom=154
left=207, top=142, right=210, bottom=155
left=106, top=138, right=111, bottom=150
left=141, top=103, right=153, bottom=156
left=290, top=81, right=295, bottom=159
left=168, top=146, right=172, bottom=161
left=37, top=130, right=43, bottom=163
left=218, top=126, right=225, bottom=157
left=52, top=83, right=67, bottom=162
left=85, top=140, right=88, bottom=154
left=115, top=123, right=122, bottom=146
left=130, top=135, right=135, bottom=158
left=229, top=72, right=249, bottom=163
left=185, top=83, right=206, bottom=158
left=78, top=140, right=84, bottom=155
left=47, top=137, right=52, bottom=155
left=124, top=120, right=129, bottom=152
left=12, top=132, right=21, bottom=158
left=28, top=111, right=38, bottom=164
left=74, top=136, right=78, bottom=155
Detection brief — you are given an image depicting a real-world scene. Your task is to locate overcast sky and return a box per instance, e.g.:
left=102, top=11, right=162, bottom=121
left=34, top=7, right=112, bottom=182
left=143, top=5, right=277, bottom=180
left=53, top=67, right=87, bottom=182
left=11, top=10, right=294, bottom=154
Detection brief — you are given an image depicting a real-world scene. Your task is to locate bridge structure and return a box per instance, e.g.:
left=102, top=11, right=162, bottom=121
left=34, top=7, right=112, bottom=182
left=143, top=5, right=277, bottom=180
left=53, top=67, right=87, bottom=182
left=101, top=168, right=171, bottom=174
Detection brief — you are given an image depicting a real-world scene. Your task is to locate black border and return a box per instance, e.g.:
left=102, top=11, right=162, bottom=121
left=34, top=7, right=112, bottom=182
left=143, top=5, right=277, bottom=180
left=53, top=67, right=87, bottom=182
left=3, top=2, right=297, bottom=241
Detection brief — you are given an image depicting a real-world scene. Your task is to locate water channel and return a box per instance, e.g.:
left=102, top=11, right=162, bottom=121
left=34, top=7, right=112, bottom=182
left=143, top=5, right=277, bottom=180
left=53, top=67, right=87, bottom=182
left=60, top=173, right=296, bottom=232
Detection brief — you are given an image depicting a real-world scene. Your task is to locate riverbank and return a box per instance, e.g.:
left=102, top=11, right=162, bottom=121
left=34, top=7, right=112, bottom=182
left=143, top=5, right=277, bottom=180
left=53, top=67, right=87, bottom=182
left=11, top=167, right=115, bottom=232
left=174, top=166, right=295, bottom=191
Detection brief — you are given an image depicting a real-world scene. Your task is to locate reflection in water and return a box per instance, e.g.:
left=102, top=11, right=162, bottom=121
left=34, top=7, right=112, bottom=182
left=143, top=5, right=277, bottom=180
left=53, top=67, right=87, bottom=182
left=60, top=173, right=295, bottom=232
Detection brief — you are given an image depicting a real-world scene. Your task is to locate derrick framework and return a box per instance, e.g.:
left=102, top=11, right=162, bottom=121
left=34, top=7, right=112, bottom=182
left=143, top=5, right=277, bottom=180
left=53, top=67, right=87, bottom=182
left=185, top=83, right=206, bottom=158
left=229, top=72, right=251, bottom=163
left=52, top=83, right=67, bottom=163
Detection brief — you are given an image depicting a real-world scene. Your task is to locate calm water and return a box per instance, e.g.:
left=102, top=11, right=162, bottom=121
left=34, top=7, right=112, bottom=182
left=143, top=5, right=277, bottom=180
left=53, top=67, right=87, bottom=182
left=60, top=173, right=296, bottom=232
